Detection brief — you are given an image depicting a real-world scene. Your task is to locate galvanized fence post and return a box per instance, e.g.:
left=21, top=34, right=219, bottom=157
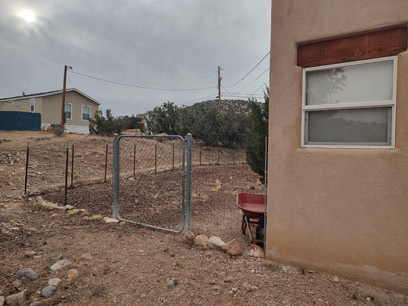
left=185, top=133, right=193, bottom=232
left=112, top=134, right=120, bottom=219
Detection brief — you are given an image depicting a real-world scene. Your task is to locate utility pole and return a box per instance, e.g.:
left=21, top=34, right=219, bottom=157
left=60, top=65, right=68, bottom=131
left=217, top=66, right=222, bottom=113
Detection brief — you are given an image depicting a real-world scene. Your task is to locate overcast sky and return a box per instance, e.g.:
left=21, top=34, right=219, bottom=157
left=0, top=0, right=270, bottom=116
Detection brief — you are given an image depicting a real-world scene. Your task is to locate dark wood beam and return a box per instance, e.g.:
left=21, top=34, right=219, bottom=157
left=297, top=27, right=407, bottom=68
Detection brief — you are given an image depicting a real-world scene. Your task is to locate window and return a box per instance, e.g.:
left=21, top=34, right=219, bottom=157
left=9, top=101, right=15, bottom=105
left=82, top=105, right=90, bottom=120
left=30, top=98, right=35, bottom=112
left=302, top=57, right=397, bottom=148
left=65, top=103, right=72, bottom=120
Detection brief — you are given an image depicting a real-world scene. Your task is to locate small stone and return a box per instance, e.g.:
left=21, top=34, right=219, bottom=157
left=24, top=250, right=37, bottom=258
left=222, top=239, right=244, bottom=256
left=64, top=205, right=74, bottom=210
left=185, top=231, right=196, bottom=241
left=50, top=259, right=71, bottom=271
left=12, top=280, right=23, bottom=291
left=83, top=216, right=89, bottom=221
left=208, top=236, right=225, bottom=249
left=0, top=296, right=4, bottom=306
left=166, top=278, right=178, bottom=287
left=224, top=276, right=234, bottom=283
left=80, top=253, right=92, bottom=260
left=29, top=301, right=41, bottom=306
left=88, top=214, right=103, bottom=221
left=246, top=245, right=265, bottom=258
left=41, top=286, right=57, bottom=298
left=67, top=209, right=81, bottom=216
left=332, top=276, right=339, bottom=283
left=104, top=217, right=119, bottom=224
left=140, top=294, right=146, bottom=298
left=48, top=278, right=62, bottom=287
left=281, top=266, right=290, bottom=272
left=67, top=269, right=79, bottom=282
left=80, top=209, right=89, bottom=216
left=194, top=235, right=209, bottom=249
left=16, top=268, right=38, bottom=281
left=6, top=290, right=26, bottom=306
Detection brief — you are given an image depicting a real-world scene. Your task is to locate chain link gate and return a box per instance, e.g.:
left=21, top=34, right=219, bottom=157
left=112, top=133, right=192, bottom=233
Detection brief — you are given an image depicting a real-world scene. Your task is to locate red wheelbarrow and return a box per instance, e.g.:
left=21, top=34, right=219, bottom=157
left=236, top=193, right=266, bottom=245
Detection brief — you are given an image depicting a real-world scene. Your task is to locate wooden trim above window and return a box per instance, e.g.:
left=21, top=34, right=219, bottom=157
left=297, top=27, right=407, bottom=68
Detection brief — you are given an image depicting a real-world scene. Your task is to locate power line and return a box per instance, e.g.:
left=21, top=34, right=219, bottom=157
left=181, top=93, right=218, bottom=106
left=252, top=82, right=269, bottom=94
left=69, top=69, right=217, bottom=92
left=239, top=67, right=269, bottom=91
left=226, top=52, right=270, bottom=88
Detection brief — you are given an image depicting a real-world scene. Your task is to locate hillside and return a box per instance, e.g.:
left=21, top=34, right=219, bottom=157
left=186, top=99, right=264, bottom=114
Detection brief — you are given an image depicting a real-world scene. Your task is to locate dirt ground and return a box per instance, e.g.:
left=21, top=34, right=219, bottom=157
left=1, top=131, right=408, bottom=305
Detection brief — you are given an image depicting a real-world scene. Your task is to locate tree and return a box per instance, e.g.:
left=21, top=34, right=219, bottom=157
left=89, top=110, right=144, bottom=136
left=245, top=87, right=269, bottom=183
left=146, top=102, right=179, bottom=135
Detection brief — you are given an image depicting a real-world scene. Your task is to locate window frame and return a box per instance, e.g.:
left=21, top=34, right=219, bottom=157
left=81, top=105, right=91, bottom=121
left=301, top=56, right=397, bottom=149
left=65, top=103, right=72, bottom=120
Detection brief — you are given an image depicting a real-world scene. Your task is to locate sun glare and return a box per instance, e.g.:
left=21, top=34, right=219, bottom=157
left=18, top=9, right=36, bottom=23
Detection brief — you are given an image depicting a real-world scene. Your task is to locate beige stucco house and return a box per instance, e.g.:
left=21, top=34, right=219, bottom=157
left=0, top=88, right=100, bottom=134
left=268, top=0, right=408, bottom=293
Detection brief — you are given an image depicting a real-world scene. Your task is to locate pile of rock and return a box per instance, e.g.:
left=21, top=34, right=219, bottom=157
left=0, top=258, right=81, bottom=306
left=29, top=197, right=121, bottom=225
left=187, top=231, right=264, bottom=258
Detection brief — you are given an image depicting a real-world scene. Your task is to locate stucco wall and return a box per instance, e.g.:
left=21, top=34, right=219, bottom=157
left=268, top=0, right=408, bottom=293
left=41, top=91, right=98, bottom=126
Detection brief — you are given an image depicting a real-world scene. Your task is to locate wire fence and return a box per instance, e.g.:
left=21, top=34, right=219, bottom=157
left=22, top=136, right=246, bottom=203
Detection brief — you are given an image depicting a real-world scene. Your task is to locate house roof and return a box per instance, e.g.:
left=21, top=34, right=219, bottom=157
left=0, top=88, right=101, bottom=105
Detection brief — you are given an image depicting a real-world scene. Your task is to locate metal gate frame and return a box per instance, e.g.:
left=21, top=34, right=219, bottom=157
left=111, top=133, right=192, bottom=233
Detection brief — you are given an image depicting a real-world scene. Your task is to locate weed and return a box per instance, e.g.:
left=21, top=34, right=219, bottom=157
left=352, top=293, right=359, bottom=300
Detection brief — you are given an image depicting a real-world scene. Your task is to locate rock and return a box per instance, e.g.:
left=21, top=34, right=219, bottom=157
left=88, top=214, right=103, bottom=221
left=331, top=276, right=339, bottom=283
left=104, top=217, right=119, bottom=224
left=194, top=235, right=208, bottom=249
left=222, top=239, right=244, bottom=256
left=67, top=269, right=79, bottom=282
left=140, top=293, right=147, bottom=298
left=80, top=253, right=92, bottom=260
left=64, top=205, right=74, bottom=210
left=48, top=278, right=62, bottom=287
left=12, top=280, right=23, bottom=291
left=29, top=301, right=41, bottom=306
left=82, top=216, right=89, bottom=221
left=246, top=245, right=265, bottom=258
left=66, top=209, right=81, bottom=216
left=281, top=266, right=290, bottom=272
left=80, top=209, right=89, bottom=216
left=41, top=286, right=57, bottom=298
left=24, top=250, right=37, bottom=258
left=0, top=296, right=4, bottom=306
left=5, top=290, right=26, bottom=306
left=50, top=259, right=71, bottom=271
left=16, top=268, right=38, bottom=281
left=185, top=231, right=196, bottom=241
left=166, top=278, right=178, bottom=287
left=208, top=236, right=225, bottom=249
